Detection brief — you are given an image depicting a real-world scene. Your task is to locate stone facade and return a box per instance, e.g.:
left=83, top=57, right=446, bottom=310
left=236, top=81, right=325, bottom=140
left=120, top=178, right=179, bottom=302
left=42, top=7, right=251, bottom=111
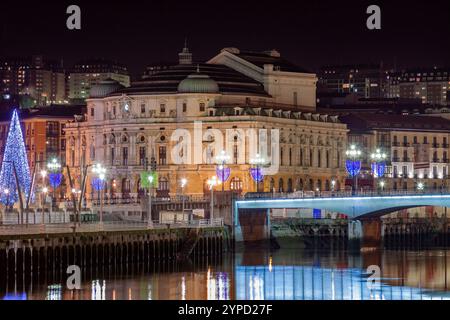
left=64, top=47, right=348, bottom=201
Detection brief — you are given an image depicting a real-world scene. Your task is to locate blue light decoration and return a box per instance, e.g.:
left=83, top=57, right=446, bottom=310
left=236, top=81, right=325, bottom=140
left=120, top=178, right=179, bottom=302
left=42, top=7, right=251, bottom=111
left=313, top=208, right=321, bottom=219
left=371, top=162, right=386, bottom=178
left=345, top=159, right=361, bottom=177
left=48, top=173, right=63, bottom=189
left=0, top=109, right=32, bottom=206
left=249, top=167, right=264, bottom=182
left=216, top=166, right=231, bottom=183
left=91, top=177, right=105, bottom=191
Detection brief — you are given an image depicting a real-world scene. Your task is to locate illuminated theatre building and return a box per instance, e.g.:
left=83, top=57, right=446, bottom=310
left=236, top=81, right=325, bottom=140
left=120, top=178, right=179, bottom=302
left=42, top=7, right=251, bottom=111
left=64, top=46, right=347, bottom=199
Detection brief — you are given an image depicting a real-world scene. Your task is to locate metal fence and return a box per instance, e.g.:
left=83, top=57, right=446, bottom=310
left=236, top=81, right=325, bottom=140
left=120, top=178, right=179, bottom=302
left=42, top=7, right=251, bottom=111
left=0, top=218, right=224, bottom=236
left=243, top=189, right=450, bottom=200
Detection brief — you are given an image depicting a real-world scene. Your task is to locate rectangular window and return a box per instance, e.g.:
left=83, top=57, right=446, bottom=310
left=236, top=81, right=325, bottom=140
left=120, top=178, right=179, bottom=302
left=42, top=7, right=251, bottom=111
left=160, top=104, right=166, bottom=113
left=159, top=146, right=167, bottom=165
left=111, top=147, right=115, bottom=165
left=293, top=91, right=298, bottom=106
left=123, top=147, right=128, bottom=165
left=139, top=146, right=146, bottom=165
left=402, top=166, right=407, bottom=176
left=182, top=103, right=187, bottom=112
left=91, top=108, right=94, bottom=117
left=141, top=104, right=146, bottom=113
left=199, top=103, right=205, bottom=112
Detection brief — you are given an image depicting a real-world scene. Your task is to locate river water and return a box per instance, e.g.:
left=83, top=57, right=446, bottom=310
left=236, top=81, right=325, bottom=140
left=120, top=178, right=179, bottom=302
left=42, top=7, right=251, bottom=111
left=2, top=240, right=450, bottom=300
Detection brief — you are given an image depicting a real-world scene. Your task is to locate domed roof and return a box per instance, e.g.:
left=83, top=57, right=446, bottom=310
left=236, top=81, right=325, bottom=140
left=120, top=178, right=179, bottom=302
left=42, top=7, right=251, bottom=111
left=177, top=72, right=219, bottom=94
left=89, top=79, right=123, bottom=98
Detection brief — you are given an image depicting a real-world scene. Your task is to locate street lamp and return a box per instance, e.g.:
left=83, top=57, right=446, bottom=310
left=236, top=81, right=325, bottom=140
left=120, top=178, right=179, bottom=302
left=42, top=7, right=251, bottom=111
left=207, top=176, right=218, bottom=225
left=92, top=163, right=106, bottom=224
left=47, top=158, right=62, bottom=214
left=180, top=178, right=187, bottom=220
left=40, top=169, right=47, bottom=225
left=148, top=175, right=154, bottom=228
left=417, top=182, right=425, bottom=192
left=2, top=188, right=10, bottom=220
left=371, top=148, right=387, bottom=192
left=345, top=144, right=362, bottom=195
left=379, top=180, right=386, bottom=192
left=215, top=150, right=230, bottom=192
left=41, top=186, right=48, bottom=226
left=250, top=153, right=266, bottom=192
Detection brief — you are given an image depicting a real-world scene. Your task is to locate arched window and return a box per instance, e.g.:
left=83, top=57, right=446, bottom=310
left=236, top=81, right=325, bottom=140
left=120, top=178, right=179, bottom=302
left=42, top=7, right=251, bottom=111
left=122, top=178, right=131, bottom=198
left=287, top=178, right=293, bottom=192
left=230, top=177, right=243, bottom=191
left=326, top=150, right=330, bottom=168
left=297, top=178, right=303, bottom=190
left=278, top=178, right=284, bottom=193
left=289, top=148, right=292, bottom=166
left=137, top=178, right=145, bottom=197
left=158, top=177, right=169, bottom=191
left=317, top=150, right=321, bottom=167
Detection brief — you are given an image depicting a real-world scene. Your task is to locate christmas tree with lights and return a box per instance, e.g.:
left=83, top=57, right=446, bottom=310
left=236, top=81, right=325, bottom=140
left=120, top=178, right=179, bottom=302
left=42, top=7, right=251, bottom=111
left=0, top=109, right=31, bottom=206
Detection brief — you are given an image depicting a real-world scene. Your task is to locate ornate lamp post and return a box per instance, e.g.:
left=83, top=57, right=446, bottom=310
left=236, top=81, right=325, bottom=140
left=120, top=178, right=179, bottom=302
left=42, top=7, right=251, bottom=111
left=47, top=158, right=62, bottom=211
left=207, top=176, right=218, bottom=225
left=250, top=153, right=266, bottom=192
left=417, top=181, right=425, bottom=193
left=331, top=179, right=336, bottom=192
left=371, top=148, right=387, bottom=192
left=215, top=150, right=230, bottom=192
left=345, top=144, right=362, bottom=195
left=147, top=175, right=154, bottom=227
left=40, top=169, right=47, bottom=225
left=180, top=178, right=187, bottom=220
left=41, top=186, right=48, bottom=226
left=92, top=163, right=106, bottom=224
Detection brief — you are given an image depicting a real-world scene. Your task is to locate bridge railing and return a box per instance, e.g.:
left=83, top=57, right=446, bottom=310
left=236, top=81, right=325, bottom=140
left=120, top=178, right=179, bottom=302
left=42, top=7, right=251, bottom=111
left=90, top=195, right=209, bottom=206
left=0, top=218, right=224, bottom=236
left=242, top=189, right=450, bottom=200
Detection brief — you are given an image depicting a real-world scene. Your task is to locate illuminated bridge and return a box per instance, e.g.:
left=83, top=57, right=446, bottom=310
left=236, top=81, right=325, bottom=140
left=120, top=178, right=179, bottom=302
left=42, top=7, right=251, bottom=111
left=233, top=191, right=450, bottom=244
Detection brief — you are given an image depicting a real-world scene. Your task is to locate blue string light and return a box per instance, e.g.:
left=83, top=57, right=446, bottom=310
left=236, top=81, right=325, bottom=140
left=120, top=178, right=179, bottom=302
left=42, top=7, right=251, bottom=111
left=0, top=109, right=32, bottom=206
left=345, top=159, right=361, bottom=177
left=91, top=177, right=105, bottom=191
left=48, top=173, right=63, bottom=188
left=371, top=162, right=386, bottom=178
left=250, top=167, right=264, bottom=182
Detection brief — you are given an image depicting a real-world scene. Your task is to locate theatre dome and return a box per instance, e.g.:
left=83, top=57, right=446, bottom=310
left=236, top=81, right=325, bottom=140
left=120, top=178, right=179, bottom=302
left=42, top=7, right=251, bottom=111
left=177, top=72, right=219, bottom=94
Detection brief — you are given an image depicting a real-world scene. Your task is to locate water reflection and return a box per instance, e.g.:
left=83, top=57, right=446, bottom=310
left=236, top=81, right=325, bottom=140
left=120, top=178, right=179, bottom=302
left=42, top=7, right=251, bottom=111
left=2, top=246, right=450, bottom=300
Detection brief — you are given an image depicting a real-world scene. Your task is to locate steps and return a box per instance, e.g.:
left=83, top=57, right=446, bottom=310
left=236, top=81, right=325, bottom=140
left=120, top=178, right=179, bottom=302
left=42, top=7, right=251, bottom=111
left=176, top=228, right=201, bottom=261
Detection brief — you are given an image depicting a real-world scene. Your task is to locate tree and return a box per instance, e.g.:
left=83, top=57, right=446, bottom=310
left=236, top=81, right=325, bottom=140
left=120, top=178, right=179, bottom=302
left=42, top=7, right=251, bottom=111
left=0, top=109, right=31, bottom=206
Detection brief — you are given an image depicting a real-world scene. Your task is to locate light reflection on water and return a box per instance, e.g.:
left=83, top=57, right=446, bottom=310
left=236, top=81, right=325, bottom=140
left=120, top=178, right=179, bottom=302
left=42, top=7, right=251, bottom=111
left=2, top=245, right=450, bottom=300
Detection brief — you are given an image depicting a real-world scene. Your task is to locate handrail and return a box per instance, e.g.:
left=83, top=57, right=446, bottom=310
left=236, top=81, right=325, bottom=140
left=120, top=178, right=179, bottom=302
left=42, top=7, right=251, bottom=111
left=241, top=189, right=450, bottom=200
left=0, top=218, right=224, bottom=236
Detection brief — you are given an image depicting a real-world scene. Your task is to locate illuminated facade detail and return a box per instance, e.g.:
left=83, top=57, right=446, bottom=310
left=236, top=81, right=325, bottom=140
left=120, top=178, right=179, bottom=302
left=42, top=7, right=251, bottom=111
left=64, top=47, right=347, bottom=200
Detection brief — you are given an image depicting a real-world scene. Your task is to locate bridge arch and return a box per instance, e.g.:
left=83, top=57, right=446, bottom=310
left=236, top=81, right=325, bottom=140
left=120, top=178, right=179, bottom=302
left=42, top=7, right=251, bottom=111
left=235, top=194, right=450, bottom=220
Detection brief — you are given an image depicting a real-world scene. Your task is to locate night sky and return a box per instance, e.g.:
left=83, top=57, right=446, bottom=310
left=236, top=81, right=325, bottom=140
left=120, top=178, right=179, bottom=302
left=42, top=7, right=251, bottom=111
left=1, top=0, right=450, bottom=78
